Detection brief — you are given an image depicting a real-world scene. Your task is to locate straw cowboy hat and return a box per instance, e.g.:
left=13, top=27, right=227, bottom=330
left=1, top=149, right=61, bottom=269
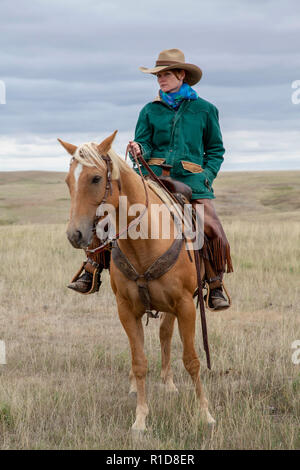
left=139, top=49, right=202, bottom=86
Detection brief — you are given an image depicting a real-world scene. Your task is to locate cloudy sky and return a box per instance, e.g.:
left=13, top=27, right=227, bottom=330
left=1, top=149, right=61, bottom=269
left=0, top=0, right=299, bottom=172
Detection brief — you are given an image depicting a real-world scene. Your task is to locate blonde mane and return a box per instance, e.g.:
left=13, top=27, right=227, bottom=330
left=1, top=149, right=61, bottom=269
left=73, top=142, right=130, bottom=180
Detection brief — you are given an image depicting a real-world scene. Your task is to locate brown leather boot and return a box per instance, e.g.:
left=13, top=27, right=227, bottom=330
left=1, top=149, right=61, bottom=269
left=68, top=270, right=96, bottom=294
left=67, top=244, right=111, bottom=295
left=202, top=261, right=231, bottom=310
left=67, top=257, right=103, bottom=294
left=207, top=286, right=230, bottom=310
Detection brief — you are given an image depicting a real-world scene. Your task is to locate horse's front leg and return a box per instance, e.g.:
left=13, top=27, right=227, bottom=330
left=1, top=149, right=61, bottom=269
left=128, top=316, right=144, bottom=395
left=159, top=312, right=178, bottom=392
left=129, top=367, right=137, bottom=395
left=117, top=299, right=149, bottom=432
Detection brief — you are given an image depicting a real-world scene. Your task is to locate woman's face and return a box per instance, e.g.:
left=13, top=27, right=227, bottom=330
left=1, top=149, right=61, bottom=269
left=156, top=70, right=185, bottom=93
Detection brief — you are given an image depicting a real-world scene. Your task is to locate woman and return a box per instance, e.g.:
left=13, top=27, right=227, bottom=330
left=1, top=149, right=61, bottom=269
left=69, top=49, right=233, bottom=310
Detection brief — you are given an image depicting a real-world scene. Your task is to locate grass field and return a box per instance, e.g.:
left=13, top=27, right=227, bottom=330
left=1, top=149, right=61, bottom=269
left=0, top=170, right=299, bottom=449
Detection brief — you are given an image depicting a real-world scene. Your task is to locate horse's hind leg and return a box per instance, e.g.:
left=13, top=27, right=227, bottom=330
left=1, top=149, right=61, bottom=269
left=118, top=301, right=149, bottom=432
left=177, top=300, right=215, bottom=424
left=159, top=312, right=178, bottom=392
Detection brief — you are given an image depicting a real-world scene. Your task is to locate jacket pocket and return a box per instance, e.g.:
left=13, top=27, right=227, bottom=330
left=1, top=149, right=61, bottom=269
left=181, top=161, right=203, bottom=173
left=148, top=158, right=165, bottom=166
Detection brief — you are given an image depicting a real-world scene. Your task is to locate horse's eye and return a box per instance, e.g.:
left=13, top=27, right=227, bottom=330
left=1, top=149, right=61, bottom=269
left=92, top=175, right=102, bottom=184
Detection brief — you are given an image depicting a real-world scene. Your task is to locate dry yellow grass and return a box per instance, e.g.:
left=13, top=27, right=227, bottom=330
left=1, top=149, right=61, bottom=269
left=0, top=171, right=299, bottom=449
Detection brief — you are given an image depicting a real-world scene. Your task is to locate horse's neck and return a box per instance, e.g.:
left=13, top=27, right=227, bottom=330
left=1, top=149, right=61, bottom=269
left=116, top=167, right=176, bottom=271
left=118, top=165, right=148, bottom=208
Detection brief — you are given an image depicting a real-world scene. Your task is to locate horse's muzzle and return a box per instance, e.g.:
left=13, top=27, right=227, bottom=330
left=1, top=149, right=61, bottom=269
left=67, top=226, right=93, bottom=249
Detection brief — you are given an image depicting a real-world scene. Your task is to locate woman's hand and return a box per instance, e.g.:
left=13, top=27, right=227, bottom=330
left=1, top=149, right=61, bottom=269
left=128, top=140, right=142, bottom=157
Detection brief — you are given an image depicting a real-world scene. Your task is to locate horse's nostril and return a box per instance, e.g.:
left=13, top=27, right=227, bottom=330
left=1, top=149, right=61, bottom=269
left=67, top=227, right=90, bottom=248
left=75, top=230, right=82, bottom=242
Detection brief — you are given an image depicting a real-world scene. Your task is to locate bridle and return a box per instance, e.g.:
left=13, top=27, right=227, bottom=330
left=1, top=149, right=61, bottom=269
left=91, top=154, right=114, bottom=227
left=86, top=149, right=149, bottom=256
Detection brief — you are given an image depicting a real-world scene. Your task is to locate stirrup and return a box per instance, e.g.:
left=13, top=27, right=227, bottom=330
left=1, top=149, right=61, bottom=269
left=69, top=261, right=101, bottom=295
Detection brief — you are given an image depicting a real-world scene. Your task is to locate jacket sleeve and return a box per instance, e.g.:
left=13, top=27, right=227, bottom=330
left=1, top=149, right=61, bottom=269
left=130, top=106, right=153, bottom=166
left=202, top=105, right=225, bottom=184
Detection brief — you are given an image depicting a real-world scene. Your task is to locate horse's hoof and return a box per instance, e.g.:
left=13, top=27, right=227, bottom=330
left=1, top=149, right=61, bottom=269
left=165, top=383, right=179, bottom=393
left=206, top=411, right=216, bottom=426
left=128, top=390, right=137, bottom=398
left=160, top=379, right=179, bottom=393
left=207, top=419, right=216, bottom=428
left=131, top=427, right=147, bottom=443
left=198, top=408, right=216, bottom=426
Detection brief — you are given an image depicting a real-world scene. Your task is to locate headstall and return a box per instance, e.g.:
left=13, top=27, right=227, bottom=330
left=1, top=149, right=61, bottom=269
left=86, top=150, right=149, bottom=255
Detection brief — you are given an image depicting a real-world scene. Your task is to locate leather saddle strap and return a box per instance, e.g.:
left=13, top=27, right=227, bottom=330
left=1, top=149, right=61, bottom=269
left=111, top=240, right=140, bottom=282
left=111, top=236, right=184, bottom=283
left=194, top=247, right=211, bottom=370
left=110, top=243, right=153, bottom=313
left=111, top=236, right=184, bottom=319
left=143, top=236, right=184, bottom=281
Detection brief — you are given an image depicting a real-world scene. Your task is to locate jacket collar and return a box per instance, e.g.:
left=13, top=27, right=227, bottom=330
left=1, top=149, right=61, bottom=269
left=152, top=95, right=161, bottom=103
left=152, top=95, right=191, bottom=115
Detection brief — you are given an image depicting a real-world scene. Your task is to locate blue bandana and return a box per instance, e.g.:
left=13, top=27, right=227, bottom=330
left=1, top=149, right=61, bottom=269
left=159, top=83, right=198, bottom=109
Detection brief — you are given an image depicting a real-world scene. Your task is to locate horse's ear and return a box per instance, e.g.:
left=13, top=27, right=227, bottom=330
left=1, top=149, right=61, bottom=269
left=57, top=138, right=77, bottom=156
left=97, top=130, right=118, bottom=155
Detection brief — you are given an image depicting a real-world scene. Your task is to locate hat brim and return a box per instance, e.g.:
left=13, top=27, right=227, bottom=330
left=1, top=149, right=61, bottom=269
left=139, top=63, right=202, bottom=86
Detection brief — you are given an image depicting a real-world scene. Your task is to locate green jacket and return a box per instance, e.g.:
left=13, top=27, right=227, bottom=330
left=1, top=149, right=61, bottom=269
left=131, top=96, right=225, bottom=199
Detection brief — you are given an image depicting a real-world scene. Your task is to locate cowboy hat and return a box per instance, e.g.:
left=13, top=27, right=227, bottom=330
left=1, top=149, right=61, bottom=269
left=139, top=49, right=202, bottom=86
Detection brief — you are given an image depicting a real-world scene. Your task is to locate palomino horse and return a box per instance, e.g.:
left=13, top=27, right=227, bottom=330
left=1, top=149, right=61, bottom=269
left=59, top=131, right=215, bottom=432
